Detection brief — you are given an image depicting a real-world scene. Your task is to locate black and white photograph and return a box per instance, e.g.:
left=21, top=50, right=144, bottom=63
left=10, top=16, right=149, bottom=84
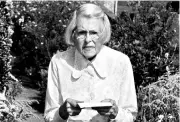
left=0, top=0, right=179, bottom=122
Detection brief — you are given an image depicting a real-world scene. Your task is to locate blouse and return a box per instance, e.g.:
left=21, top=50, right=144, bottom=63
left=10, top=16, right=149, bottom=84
left=44, top=45, right=137, bottom=122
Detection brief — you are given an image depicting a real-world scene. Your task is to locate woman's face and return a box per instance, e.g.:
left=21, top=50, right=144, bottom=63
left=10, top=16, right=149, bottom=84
left=74, top=17, right=104, bottom=59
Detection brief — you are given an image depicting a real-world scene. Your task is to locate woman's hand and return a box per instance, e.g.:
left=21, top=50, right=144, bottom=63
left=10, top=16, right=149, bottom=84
left=92, top=99, right=118, bottom=119
left=59, top=98, right=83, bottom=120
left=0, top=100, right=9, bottom=114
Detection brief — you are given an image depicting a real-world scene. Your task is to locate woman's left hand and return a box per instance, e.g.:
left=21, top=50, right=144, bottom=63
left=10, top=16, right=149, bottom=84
left=92, top=99, right=118, bottom=119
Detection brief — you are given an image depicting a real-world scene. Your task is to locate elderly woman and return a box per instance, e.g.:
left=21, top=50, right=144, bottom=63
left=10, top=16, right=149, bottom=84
left=44, top=3, right=137, bottom=122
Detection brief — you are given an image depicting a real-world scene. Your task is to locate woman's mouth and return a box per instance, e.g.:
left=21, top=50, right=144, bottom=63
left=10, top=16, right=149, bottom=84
left=83, top=46, right=94, bottom=49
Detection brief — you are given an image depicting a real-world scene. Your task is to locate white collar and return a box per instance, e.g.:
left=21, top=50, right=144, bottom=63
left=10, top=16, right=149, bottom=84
left=72, top=46, right=107, bottom=79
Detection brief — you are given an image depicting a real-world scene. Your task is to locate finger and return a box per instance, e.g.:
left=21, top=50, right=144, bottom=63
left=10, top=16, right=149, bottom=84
left=109, top=108, right=114, bottom=114
left=92, top=107, right=110, bottom=111
left=66, top=98, right=78, bottom=107
left=67, top=107, right=73, bottom=115
left=75, top=100, right=84, bottom=103
left=66, top=102, right=71, bottom=108
left=101, top=99, right=116, bottom=105
left=101, top=99, right=111, bottom=102
left=71, top=109, right=81, bottom=116
left=111, top=103, right=118, bottom=114
left=67, top=107, right=81, bottom=116
left=109, top=108, right=118, bottom=119
left=98, top=111, right=111, bottom=116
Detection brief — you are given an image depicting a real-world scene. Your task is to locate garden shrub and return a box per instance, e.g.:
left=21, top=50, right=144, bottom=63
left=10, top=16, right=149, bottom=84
left=135, top=72, right=180, bottom=122
left=0, top=1, right=40, bottom=121
left=0, top=1, right=21, bottom=121
left=108, top=1, right=179, bottom=88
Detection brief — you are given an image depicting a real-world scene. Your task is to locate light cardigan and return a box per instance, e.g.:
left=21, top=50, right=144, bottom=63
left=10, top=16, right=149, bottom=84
left=44, top=46, right=137, bottom=122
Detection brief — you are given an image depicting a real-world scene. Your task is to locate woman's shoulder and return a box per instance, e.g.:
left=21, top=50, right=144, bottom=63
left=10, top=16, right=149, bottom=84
left=51, top=47, right=75, bottom=63
left=103, top=46, right=130, bottom=61
left=103, top=46, right=132, bottom=70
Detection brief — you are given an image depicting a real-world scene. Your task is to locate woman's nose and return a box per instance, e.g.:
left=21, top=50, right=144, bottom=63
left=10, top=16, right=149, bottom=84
left=85, top=33, right=91, bottom=43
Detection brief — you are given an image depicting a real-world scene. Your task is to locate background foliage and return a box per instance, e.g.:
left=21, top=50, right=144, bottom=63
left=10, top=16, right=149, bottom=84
left=136, top=72, right=180, bottom=122
left=0, top=1, right=27, bottom=121
left=108, top=1, right=179, bottom=87
left=0, top=1, right=44, bottom=121
left=0, top=0, right=21, bottom=100
left=0, top=1, right=179, bottom=121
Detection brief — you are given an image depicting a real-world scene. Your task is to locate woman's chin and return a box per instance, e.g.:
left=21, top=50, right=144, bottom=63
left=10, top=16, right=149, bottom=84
left=83, top=50, right=96, bottom=59
left=84, top=53, right=96, bottom=60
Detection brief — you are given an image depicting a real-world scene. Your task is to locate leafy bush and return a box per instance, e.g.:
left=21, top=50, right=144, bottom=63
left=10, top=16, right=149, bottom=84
left=108, top=1, right=179, bottom=87
left=0, top=1, right=40, bottom=121
left=0, top=0, right=22, bottom=104
left=135, top=72, right=180, bottom=122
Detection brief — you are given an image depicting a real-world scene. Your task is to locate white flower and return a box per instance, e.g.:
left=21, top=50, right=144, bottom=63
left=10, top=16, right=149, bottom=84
left=62, top=25, right=66, bottom=27
left=30, top=8, right=37, bottom=11
left=158, top=114, right=164, bottom=120
left=19, top=16, right=24, bottom=24
left=10, top=104, right=16, bottom=110
left=168, top=114, right=174, bottom=119
left=8, top=27, right=14, bottom=36
left=165, top=53, right=169, bottom=59
left=6, top=0, right=12, bottom=3
left=166, top=66, right=170, bottom=72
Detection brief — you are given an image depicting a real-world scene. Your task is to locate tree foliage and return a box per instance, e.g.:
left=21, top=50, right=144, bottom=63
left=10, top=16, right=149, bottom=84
left=108, top=1, right=179, bottom=87
left=0, top=0, right=22, bottom=103
left=136, top=72, right=180, bottom=122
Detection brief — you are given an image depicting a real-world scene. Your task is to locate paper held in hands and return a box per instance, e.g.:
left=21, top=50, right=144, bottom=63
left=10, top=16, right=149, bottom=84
left=78, top=102, right=112, bottom=109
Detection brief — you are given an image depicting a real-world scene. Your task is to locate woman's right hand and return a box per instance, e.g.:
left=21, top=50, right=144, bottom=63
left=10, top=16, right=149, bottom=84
left=59, top=98, right=83, bottom=120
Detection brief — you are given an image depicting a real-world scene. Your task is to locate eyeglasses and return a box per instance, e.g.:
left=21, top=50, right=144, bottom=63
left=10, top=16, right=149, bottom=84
left=76, top=30, right=100, bottom=40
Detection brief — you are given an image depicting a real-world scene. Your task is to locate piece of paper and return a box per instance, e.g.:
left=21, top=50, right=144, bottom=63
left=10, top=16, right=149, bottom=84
left=78, top=102, right=112, bottom=109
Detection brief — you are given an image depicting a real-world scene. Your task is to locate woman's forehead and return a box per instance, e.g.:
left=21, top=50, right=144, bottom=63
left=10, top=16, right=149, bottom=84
left=76, top=17, right=103, bottom=31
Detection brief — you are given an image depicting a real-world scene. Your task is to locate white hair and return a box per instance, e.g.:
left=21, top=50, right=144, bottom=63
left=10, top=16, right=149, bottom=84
left=65, top=3, right=111, bottom=46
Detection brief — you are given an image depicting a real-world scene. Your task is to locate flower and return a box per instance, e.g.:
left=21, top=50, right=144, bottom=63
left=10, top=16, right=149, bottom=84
left=168, top=114, right=174, bottom=119
left=62, top=25, right=66, bottom=27
left=157, top=115, right=164, bottom=122
left=165, top=53, right=169, bottom=59
left=8, top=27, right=14, bottom=36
